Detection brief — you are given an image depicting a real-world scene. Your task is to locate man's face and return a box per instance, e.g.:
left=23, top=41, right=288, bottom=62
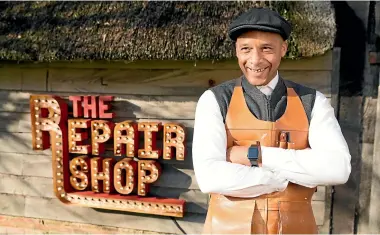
left=235, top=31, right=287, bottom=86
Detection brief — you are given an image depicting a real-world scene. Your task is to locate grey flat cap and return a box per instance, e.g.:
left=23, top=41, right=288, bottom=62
left=228, top=7, right=292, bottom=41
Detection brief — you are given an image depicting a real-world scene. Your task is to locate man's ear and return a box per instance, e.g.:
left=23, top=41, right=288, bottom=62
left=281, top=41, right=288, bottom=57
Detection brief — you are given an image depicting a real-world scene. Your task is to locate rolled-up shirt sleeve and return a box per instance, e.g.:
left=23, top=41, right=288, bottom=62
left=192, top=90, right=288, bottom=197
left=261, top=91, right=352, bottom=187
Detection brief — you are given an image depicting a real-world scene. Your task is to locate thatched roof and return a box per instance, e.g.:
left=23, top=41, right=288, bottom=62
left=0, top=1, right=336, bottom=62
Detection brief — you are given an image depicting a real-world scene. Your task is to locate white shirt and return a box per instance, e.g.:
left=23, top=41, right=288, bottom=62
left=192, top=73, right=352, bottom=198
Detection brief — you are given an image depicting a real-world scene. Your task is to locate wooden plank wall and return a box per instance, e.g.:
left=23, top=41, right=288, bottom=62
left=0, top=52, right=333, bottom=234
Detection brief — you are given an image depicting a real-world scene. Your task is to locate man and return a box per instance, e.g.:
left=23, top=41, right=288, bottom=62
left=192, top=7, right=351, bottom=234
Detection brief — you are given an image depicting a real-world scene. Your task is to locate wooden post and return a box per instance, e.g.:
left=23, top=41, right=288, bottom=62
left=367, top=73, right=380, bottom=233
left=356, top=47, right=379, bottom=234
left=356, top=1, right=379, bottom=233
left=331, top=2, right=371, bottom=233
left=330, top=47, right=341, bottom=118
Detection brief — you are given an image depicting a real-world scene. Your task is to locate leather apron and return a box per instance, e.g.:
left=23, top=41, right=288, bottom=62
left=203, top=79, right=318, bottom=234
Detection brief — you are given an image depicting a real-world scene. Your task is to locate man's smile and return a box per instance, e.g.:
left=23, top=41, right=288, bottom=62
left=246, top=66, right=269, bottom=73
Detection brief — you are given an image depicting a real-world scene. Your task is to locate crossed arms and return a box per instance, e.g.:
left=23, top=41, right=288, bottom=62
left=192, top=90, right=351, bottom=198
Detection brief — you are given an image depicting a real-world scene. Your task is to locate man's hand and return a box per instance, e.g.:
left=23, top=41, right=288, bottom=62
left=226, top=146, right=251, bottom=166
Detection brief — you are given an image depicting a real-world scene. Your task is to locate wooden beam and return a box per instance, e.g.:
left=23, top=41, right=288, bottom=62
left=44, top=69, right=332, bottom=96
left=0, top=51, right=332, bottom=71
left=20, top=194, right=205, bottom=234
left=0, top=214, right=167, bottom=234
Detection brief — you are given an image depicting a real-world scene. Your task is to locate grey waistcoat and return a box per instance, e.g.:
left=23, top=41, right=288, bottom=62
left=209, top=76, right=317, bottom=124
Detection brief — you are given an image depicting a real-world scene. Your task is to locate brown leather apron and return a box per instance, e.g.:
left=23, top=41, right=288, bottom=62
left=203, top=79, right=318, bottom=234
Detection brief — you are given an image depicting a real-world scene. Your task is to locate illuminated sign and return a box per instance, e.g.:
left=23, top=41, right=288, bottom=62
left=30, top=95, right=186, bottom=217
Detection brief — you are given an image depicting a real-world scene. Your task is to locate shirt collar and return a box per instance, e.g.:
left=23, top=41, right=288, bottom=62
left=256, top=71, right=279, bottom=95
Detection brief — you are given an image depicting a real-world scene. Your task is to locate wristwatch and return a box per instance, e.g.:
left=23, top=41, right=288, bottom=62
left=247, top=142, right=261, bottom=167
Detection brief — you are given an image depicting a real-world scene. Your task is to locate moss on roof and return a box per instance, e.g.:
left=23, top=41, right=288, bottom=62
left=0, top=1, right=336, bottom=62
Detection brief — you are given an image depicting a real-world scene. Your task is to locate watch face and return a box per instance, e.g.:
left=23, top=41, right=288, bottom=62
left=248, top=146, right=259, bottom=160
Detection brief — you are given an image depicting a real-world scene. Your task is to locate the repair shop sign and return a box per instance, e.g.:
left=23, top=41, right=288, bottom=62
left=29, top=95, right=186, bottom=217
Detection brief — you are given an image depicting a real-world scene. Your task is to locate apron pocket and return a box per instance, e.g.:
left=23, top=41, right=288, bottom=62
left=209, top=196, right=260, bottom=234
left=278, top=201, right=318, bottom=234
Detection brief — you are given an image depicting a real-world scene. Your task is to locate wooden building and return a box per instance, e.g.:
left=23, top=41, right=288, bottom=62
left=0, top=2, right=337, bottom=234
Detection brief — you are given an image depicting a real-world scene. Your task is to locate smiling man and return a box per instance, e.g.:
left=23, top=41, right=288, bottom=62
left=192, top=7, right=351, bottom=234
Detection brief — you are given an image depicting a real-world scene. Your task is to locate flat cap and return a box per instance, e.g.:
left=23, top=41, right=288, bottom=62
left=228, top=7, right=292, bottom=41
